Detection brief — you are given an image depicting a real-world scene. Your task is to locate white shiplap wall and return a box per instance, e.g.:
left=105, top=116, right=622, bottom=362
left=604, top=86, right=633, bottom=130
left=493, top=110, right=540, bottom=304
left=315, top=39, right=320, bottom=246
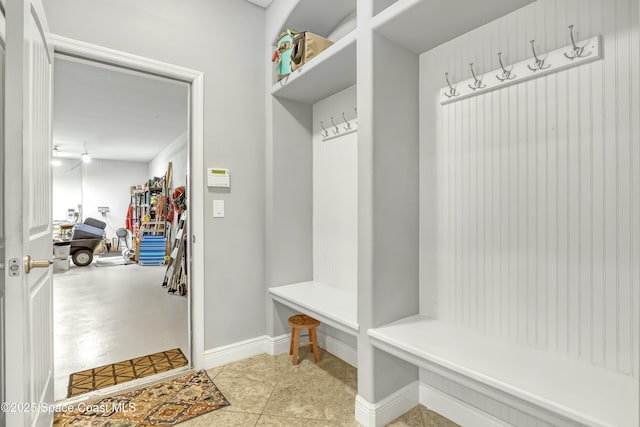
left=420, top=0, right=640, bottom=377
left=313, top=85, right=358, bottom=293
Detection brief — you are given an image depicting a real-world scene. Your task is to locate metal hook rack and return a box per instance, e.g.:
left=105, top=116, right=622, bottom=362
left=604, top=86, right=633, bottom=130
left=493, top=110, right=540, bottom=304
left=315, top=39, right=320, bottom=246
left=496, top=52, right=515, bottom=82
left=444, top=72, right=459, bottom=98
left=440, top=32, right=601, bottom=105
left=330, top=117, right=340, bottom=135
left=342, top=112, right=352, bottom=131
left=564, top=25, right=591, bottom=60
left=320, top=121, right=329, bottom=138
left=468, top=63, right=486, bottom=90
left=319, top=109, right=358, bottom=141
left=527, top=40, right=550, bottom=71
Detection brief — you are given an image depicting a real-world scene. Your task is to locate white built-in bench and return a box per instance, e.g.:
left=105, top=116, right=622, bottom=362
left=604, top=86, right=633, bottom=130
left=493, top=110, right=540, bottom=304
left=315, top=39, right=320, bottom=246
left=268, top=281, right=359, bottom=336
left=368, top=315, right=638, bottom=427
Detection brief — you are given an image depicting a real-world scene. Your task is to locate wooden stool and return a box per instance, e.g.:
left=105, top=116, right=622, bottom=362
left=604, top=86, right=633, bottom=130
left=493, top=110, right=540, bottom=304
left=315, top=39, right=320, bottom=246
left=288, top=314, right=320, bottom=365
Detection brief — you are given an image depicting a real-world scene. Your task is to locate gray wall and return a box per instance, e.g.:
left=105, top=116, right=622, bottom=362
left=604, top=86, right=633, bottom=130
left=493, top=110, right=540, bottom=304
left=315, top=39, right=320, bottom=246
left=44, top=0, right=266, bottom=349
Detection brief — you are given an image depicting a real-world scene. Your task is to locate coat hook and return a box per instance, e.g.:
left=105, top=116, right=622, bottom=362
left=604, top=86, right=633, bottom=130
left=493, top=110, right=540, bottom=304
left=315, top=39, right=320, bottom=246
left=468, top=63, right=486, bottom=90
left=320, top=121, right=329, bottom=138
left=354, top=107, right=358, bottom=125
left=527, top=40, right=550, bottom=72
left=330, top=117, right=339, bottom=135
left=444, top=72, right=459, bottom=98
left=564, top=25, right=590, bottom=60
left=496, top=52, right=515, bottom=82
left=342, top=112, right=352, bottom=131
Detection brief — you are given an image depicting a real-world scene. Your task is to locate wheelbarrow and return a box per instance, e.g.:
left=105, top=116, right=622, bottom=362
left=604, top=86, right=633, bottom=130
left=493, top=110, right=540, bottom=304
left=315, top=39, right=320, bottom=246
left=69, top=238, right=103, bottom=266
left=68, top=218, right=107, bottom=267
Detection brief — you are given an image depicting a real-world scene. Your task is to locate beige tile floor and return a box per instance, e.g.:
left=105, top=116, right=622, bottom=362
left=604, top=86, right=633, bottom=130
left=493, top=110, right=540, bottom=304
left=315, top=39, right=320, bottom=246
left=181, top=349, right=458, bottom=427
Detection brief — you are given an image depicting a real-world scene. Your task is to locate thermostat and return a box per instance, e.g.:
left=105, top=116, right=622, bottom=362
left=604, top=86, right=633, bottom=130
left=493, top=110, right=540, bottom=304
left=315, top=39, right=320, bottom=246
left=207, top=168, right=230, bottom=188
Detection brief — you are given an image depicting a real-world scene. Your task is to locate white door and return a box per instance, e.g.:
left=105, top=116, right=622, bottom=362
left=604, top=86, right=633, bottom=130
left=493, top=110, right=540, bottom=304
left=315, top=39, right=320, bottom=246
left=0, top=4, right=6, bottom=427
left=4, top=0, right=54, bottom=426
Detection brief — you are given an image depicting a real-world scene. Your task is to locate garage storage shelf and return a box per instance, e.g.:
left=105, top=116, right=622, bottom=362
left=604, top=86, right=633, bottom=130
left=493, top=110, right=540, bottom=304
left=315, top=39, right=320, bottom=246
left=371, top=0, right=535, bottom=54
left=269, top=281, right=358, bottom=336
left=368, top=316, right=638, bottom=427
left=270, top=30, right=357, bottom=104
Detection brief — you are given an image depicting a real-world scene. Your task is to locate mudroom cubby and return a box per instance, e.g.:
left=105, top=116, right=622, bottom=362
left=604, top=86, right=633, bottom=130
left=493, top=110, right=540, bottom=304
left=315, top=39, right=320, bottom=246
left=361, top=0, right=639, bottom=426
left=266, top=0, right=360, bottom=364
left=266, top=0, right=639, bottom=425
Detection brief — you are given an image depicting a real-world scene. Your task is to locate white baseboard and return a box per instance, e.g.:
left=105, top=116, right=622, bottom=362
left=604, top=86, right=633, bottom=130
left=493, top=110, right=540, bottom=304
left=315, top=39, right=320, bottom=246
left=203, top=336, right=269, bottom=369
left=266, top=333, right=290, bottom=356
left=355, top=381, right=419, bottom=427
left=317, top=330, right=357, bottom=367
left=202, top=334, right=290, bottom=369
left=419, top=382, right=511, bottom=427
left=203, top=332, right=355, bottom=370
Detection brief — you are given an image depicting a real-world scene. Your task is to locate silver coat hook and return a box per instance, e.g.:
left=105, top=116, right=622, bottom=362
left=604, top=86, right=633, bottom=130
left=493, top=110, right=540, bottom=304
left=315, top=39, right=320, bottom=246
left=496, top=52, right=515, bottom=82
left=468, top=63, right=486, bottom=90
left=320, top=121, right=329, bottom=138
left=342, top=112, right=352, bottom=131
left=564, top=25, right=590, bottom=60
left=330, top=117, right=339, bottom=135
left=527, top=40, right=550, bottom=72
left=444, top=72, right=459, bottom=98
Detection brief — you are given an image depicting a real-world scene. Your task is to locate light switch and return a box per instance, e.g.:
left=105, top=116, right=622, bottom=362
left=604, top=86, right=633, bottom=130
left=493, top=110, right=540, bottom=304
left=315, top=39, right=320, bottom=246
left=213, top=200, right=225, bottom=218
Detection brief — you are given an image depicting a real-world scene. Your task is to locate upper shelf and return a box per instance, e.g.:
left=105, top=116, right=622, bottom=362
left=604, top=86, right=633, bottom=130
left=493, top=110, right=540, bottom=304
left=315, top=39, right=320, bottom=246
left=271, top=30, right=356, bottom=105
left=371, top=0, right=536, bottom=54
left=276, top=0, right=356, bottom=42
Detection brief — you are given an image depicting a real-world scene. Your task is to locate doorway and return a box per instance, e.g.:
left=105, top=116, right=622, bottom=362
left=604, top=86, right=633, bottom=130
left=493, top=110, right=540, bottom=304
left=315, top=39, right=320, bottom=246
left=51, top=55, right=191, bottom=401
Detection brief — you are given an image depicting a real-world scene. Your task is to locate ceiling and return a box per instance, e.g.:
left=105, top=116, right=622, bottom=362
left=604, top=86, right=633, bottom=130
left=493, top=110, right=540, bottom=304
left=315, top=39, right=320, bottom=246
left=53, top=57, right=189, bottom=163
left=246, top=0, right=272, bottom=7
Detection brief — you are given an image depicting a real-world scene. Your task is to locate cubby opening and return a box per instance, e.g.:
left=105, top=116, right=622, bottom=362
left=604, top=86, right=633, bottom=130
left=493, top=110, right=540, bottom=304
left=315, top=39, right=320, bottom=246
left=367, top=0, right=639, bottom=426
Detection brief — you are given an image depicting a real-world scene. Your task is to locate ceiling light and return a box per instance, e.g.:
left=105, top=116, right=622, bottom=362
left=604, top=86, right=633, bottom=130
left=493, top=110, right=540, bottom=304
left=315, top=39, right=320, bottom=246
left=81, top=142, right=91, bottom=163
left=51, top=146, right=62, bottom=167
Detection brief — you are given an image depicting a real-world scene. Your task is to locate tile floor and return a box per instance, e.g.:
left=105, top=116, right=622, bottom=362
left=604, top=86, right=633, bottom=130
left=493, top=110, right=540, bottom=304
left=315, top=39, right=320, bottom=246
left=181, top=349, right=458, bottom=426
left=53, top=261, right=188, bottom=401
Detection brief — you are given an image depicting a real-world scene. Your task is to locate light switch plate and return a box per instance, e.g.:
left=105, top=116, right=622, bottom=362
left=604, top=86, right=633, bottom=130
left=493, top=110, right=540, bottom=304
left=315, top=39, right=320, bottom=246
left=213, top=200, right=225, bottom=218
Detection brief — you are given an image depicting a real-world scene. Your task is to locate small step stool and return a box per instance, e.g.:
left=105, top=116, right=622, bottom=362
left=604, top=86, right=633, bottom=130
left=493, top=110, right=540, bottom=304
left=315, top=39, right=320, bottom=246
left=288, top=314, right=320, bottom=365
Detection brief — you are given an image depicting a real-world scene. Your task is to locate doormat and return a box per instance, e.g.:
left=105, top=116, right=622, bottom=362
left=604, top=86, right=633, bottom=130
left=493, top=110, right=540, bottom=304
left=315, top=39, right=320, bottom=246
left=54, top=370, right=230, bottom=426
left=67, top=348, right=188, bottom=398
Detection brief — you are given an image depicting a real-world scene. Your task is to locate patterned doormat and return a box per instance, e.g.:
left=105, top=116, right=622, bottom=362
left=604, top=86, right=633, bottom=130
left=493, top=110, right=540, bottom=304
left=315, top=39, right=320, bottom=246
left=54, top=370, right=230, bottom=426
left=68, top=348, right=188, bottom=398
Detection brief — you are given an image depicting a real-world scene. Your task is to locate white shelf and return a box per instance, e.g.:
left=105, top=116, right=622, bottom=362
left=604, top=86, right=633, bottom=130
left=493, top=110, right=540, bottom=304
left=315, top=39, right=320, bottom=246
left=371, top=0, right=535, bottom=54
left=269, top=281, right=358, bottom=336
left=277, top=0, right=356, bottom=42
left=271, top=30, right=356, bottom=105
left=368, top=316, right=638, bottom=427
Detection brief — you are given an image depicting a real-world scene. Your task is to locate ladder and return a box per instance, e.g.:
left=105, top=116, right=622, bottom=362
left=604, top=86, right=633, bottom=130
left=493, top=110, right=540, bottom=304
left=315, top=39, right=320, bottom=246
left=162, top=212, right=187, bottom=295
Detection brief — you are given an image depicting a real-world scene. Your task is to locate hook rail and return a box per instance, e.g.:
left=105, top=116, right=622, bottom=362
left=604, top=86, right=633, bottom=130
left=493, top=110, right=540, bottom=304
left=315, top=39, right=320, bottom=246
left=440, top=35, right=601, bottom=105
left=319, top=109, right=358, bottom=141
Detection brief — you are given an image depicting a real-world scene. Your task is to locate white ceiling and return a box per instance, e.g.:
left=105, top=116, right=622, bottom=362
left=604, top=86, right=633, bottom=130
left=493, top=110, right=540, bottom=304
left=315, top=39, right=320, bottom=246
left=246, top=0, right=272, bottom=8
left=53, top=57, right=189, bottom=163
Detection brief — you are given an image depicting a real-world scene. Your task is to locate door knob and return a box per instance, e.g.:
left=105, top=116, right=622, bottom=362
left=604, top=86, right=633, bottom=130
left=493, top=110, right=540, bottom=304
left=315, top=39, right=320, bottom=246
left=24, top=255, right=53, bottom=274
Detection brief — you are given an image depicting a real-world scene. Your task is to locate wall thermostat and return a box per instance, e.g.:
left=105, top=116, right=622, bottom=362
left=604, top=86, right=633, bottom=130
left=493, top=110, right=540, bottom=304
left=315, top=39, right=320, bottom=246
left=207, top=168, right=230, bottom=188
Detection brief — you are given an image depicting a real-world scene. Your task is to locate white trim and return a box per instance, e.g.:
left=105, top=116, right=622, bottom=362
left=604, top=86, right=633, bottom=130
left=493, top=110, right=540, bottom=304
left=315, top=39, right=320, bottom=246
left=419, top=382, right=512, bottom=427
left=316, top=330, right=357, bottom=367
left=355, top=381, right=419, bottom=427
left=246, top=0, right=272, bottom=8
left=266, top=333, right=290, bottom=356
left=48, top=34, right=206, bottom=370
left=203, top=336, right=270, bottom=369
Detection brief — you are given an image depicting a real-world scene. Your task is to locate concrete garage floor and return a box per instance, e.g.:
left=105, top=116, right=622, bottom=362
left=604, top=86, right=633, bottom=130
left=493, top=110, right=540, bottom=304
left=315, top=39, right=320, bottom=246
left=53, top=261, right=188, bottom=401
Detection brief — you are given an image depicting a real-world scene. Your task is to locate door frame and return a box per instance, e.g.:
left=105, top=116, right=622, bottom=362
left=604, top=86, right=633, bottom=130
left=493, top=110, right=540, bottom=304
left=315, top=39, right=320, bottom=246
left=0, top=5, right=5, bottom=427
left=50, top=35, right=206, bottom=370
